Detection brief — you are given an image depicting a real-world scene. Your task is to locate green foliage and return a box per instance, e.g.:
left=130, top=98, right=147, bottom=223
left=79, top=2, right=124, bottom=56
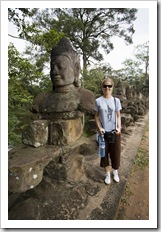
left=113, top=41, right=149, bottom=90
left=8, top=8, right=64, bottom=74
left=8, top=111, right=21, bottom=145
left=41, top=30, right=65, bottom=53
left=83, top=68, right=105, bottom=95
left=120, top=184, right=133, bottom=206
left=82, top=62, right=117, bottom=96
left=134, top=148, right=149, bottom=170
left=8, top=43, right=51, bottom=145
left=8, top=8, right=39, bottom=40
left=134, top=123, right=149, bottom=170
left=134, top=41, right=149, bottom=76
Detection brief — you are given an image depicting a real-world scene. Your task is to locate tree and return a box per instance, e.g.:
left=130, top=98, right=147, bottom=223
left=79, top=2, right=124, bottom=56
left=8, top=43, right=51, bottom=145
left=8, top=8, right=138, bottom=73
left=134, top=41, right=149, bottom=77
left=83, top=68, right=105, bottom=95
left=8, top=43, right=51, bottom=99
left=8, top=8, right=39, bottom=40
left=112, top=41, right=149, bottom=90
left=8, top=8, right=64, bottom=73
left=36, top=8, right=138, bottom=70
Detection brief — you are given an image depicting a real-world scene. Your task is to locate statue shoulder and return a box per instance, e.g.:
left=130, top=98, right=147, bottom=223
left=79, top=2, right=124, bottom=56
left=30, top=92, right=52, bottom=113
left=79, top=87, right=95, bottom=97
left=78, top=87, right=95, bottom=113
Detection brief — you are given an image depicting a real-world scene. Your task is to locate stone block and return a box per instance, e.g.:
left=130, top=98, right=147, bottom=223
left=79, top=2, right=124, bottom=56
left=8, top=145, right=62, bottom=192
left=22, top=120, right=49, bottom=147
left=49, top=118, right=83, bottom=145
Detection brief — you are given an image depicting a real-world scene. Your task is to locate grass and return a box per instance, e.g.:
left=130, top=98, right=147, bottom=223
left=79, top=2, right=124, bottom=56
left=134, top=122, right=149, bottom=170
left=119, top=120, right=149, bottom=208
left=134, top=148, right=149, bottom=170
left=120, top=184, right=133, bottom=206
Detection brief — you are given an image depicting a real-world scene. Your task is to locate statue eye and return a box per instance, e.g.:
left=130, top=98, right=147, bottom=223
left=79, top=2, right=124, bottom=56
left=59, top=64, right=63, bottom=69
left=59, top=63, right=66, bottom=69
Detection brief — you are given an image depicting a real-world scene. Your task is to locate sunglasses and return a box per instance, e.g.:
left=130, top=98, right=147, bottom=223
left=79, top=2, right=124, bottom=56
left=103, top=85, right=113, bottom=88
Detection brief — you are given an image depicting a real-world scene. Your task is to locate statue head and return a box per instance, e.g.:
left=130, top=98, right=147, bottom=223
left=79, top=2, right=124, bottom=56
left=50, top=37, right=81, bottom=89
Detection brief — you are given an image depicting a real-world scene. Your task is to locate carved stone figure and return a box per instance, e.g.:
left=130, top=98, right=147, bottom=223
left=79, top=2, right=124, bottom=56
left=50, top=36, right=81, bottom=90
left=22, top=37, right=95, bottom=146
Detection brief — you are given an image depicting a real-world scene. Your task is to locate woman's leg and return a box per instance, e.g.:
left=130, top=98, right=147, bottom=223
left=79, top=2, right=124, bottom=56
left=109, top=134, right=121, bottom=169
left=100, top=142, right=111, bottom=184
left=109, top=134, right=121, bottom=182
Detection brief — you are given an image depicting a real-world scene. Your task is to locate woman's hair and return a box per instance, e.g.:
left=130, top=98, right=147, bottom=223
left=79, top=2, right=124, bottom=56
left=101, top=78, right=114, bottom=87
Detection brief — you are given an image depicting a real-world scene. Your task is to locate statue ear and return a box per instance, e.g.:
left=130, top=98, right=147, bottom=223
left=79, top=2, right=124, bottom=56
left=74, top=78, right=81, bottom=87
left=74, top=62, right=80, bottom=77
left=74, top=61, right=81, bottom=87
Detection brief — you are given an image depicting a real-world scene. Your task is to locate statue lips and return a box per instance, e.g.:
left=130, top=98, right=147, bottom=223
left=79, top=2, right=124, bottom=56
left=54, top=75, right=61, bottom=80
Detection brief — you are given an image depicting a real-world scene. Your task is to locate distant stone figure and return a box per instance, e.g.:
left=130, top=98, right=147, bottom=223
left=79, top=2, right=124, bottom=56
left=23, top=37, right=95, bottom=146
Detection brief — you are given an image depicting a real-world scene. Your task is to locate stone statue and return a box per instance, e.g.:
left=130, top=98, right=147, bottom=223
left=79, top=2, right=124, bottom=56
left=22, top=37, right=95, bottom=146
left=50, top=36, right=81, bottom=90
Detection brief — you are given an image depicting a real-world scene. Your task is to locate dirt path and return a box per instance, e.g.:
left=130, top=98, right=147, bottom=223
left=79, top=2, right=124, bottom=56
left=115, top=121, right=149, bottom=220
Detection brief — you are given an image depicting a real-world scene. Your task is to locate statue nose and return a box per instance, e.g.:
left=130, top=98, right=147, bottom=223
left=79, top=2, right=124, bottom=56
left=53, top=66, right=59, bottom=75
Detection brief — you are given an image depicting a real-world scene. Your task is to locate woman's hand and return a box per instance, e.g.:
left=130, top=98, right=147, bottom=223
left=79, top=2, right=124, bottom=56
left=115, top=128, right=121, bottom=134
left=99, top=127, right=105, bottom=135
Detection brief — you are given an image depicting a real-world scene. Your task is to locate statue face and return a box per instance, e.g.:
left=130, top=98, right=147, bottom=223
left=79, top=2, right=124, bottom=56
left=50, top=55, right=75, bottom=87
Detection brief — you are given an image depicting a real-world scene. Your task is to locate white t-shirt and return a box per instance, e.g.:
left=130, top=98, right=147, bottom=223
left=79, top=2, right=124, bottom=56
left=94, top=96, right=122, bottom=132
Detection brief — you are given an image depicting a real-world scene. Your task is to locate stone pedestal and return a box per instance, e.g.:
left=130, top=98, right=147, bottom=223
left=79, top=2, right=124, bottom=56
left=22, top=120, right=49, bottom=147
left=22, top=118, right=83, bottom=147
left=8, top=145, right=62, bottom=192
left=49, top=118, right=83, bottom=145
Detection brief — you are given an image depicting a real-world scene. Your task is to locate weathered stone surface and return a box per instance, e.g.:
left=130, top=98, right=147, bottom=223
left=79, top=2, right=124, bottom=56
left=8, top=115, right=149, bottom=220
left=44, top=158, right=67, bottom=181
left=85, top=163, right=104, bottom=183
left=28, top=179, right=88, bottom=220
left=121, top=113, right=134, bottom=130
left=8, top=145, right=62, bottom=192
left=90, top=180, right=126, bottom=220
left=78, top=88, right=96, bottom=114
left=31, top=87, right=95, bottom=116
left=8, top=198, right=41, bottom=220
left=49, top=118, right=83, bottom=145
left=8, top=192, right=21, bottom=211
left=22, top=120, right=49, bottom=147
left=87, top=119, right=97, bottom=135
left=28, top=87, right=95, bottom=147
left=31, top=90, right=80, bottom=114
left=8, top=176, right=101, bottom=220
left=31, top=111, right=83, bottom=121
left=114, top=79, right=127, bottom=97
left=112, top=80, right=149, bottom=133
left=50, top=37, right=81, bottom=90
left=85, top=181, right=101, bottom=196
left=79, top=142, right=98, bottom=157
left=44, top=139, right=99, bottom=184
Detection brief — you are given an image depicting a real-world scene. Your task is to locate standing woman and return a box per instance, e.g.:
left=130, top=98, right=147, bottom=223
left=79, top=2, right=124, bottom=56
left=94, top=78, right=122, bottom=185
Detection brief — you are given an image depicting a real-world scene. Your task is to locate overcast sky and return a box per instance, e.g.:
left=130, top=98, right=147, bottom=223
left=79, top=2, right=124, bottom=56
left=105, top=8, right=149, bottom=69
left=8, top=8, right=149, bottom=70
